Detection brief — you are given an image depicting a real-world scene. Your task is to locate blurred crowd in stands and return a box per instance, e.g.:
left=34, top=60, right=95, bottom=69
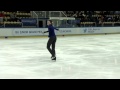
left=65, top=11, right=120, bottom=22
left=0, top=11, right=120, bottom=28
left=64, top=11, right=120, bottom=27
left=0, top=11, right=31, bottom=22
left=0, top=11, right=31, bottom=27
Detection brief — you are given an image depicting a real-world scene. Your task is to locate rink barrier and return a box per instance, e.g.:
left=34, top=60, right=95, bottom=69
left=0, top=27, right=120, bottom=37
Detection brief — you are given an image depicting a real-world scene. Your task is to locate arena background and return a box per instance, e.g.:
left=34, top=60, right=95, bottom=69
left=0, top=11, right=120, bottom=38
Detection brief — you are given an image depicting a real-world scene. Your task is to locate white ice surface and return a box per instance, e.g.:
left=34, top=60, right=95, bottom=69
left=0, top=34, right=120, bottom=79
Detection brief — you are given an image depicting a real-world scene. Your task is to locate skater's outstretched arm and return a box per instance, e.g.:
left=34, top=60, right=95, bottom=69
left=43, top=26, right=52, bottom=33
left=44, top=25, right=59, bottom=34
left=44, top=31, right=49, bottom=33
left=54, top=27, right=59, bottom=31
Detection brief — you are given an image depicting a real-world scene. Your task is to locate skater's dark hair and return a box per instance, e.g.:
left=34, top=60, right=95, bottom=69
left=48, top=20, right=53, bottom=25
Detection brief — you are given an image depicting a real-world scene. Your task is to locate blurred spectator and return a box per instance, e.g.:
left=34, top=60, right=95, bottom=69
left=0, top=11, right=5, bottom=22
left=88, top=11, right=93, bottom=22
left=104, top=15, right=108, bottom=22
left=98, top=17, right=103, bottom=24
left=114, top=16, right=119, bottom=22
left=10, top=12, right=18, bottom=22
left=84, top=17, right=88, bottom=22
left=82, top=13, right=86, bottom=17
left=107, top=16, right=112, bottom=22
left=10, top=12, right=15, bottom=21
left=101, top=15, right=104, bottom=21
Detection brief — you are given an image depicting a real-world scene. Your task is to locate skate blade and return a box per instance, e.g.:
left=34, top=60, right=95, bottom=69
left=52, top=60, right=56, bottom=62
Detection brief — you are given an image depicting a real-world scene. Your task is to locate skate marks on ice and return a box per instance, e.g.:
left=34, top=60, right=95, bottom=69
left=1, top=35, right=120, bottom=78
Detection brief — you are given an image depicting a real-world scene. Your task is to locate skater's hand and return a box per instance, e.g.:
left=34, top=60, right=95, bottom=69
left=43, top=31, right=49, bottom=33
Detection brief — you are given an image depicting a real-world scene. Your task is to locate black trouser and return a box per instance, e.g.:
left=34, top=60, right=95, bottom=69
left=47, top=36, right=57, bottom=57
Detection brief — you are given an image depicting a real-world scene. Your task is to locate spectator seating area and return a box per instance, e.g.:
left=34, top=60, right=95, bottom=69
left=64, top=11, right=120, bottom=27
left=0, top=11, right=31, bottom=27
left=0, top=11, right=120, bottom=27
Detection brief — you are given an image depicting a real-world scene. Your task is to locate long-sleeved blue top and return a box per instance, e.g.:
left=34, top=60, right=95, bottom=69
left=45, top=25, right=59, bottom=37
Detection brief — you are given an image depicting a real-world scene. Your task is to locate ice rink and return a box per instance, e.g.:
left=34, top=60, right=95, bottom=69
left=0, top=34, right=120, bottom=79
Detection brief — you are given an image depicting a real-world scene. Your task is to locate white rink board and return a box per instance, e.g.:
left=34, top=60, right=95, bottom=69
left=0, top=28, right=13, bottom=36
left=0, top=27, right=120, bottom=36
left=12, top=28, right=46, bottom=36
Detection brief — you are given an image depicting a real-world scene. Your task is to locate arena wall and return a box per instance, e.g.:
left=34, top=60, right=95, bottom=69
left=0, top=27, right=120, bottom=37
